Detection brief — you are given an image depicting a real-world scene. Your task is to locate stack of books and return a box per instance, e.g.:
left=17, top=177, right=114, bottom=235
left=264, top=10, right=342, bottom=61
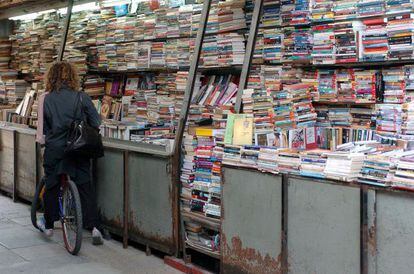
left=354, top=69, right=377, bottom=103
left=299, top=149, right=328, bottom=178
left=324, top=151, right=365, bottom=181
left=311, top=0, right=334, bottom=22
left=360, top=18, right=388, bottom=62
left=257, top=147, right=279, bottom=174
left=405, top=65, right=414, bottom=102
left=262, top=0, right=281, bottom=27
left=317, top=69, right=337, bottom=101
left=312, top=24, right=335, bottom=64
left=334, top=21, right=358, bottom=63
left=336, top=69, right=356, bottom=101
left=357, top=0, right=385, bottom=17
left=382, top=67, right=405, bottom=103
left=262, top=28, right=283, bottom=64
left=358, top=150, right=400, bottom=187
left=333, top=0, right=358, bottom=20
left=391, top=151, right=414, bottom=189
left=386, top=13, right=414, bottom=60
left=402, top=102, right=414, bottom=135
left=276, top=149, right=301, bottom=174
left=0, top=38, right=11, bottom=74
left=83, top=75, right=105, bottom=97
left=376, top=103, right=403, bottom=133
left=350, top=106, right=375, bottom=128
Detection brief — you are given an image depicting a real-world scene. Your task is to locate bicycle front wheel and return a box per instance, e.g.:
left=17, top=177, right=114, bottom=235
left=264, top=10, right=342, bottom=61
left=61, top=179, right=83, bottom=255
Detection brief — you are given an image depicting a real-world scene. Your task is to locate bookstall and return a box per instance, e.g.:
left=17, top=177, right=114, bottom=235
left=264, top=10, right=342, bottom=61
left=2, top=0, right=414, bottom=273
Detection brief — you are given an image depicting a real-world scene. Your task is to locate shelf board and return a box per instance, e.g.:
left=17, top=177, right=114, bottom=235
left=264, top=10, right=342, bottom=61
left=87, top=65, right=242, bottom=75
left=181, top=211, right=221, bottom=231
left=253, top=59, right=414, bottom=69
left=103, top=28, right=248, bottom=45
left=185, top=241, right=220, bottom=259
left=258, top=10, right=414, bottom=30
left=313, top=100, right=376, bottom=105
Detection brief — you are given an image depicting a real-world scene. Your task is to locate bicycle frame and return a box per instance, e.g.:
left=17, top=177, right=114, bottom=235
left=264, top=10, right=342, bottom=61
left=58, top=174, right=69, bottom=222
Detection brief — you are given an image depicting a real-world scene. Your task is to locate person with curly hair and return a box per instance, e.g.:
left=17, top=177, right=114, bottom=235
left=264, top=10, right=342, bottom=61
left=37, top=61, right=103, bottom=245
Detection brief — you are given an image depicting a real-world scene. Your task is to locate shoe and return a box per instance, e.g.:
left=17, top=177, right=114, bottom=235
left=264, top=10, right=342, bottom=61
left=36, top=217, right=53, bottom=237
left=92, top=227, right=103, bottom=245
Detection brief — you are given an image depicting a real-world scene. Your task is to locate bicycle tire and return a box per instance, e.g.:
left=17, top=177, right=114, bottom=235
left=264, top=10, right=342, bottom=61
left=31, top=178, right=45, bottom=229
left=61, top=179, right=83, bottom=255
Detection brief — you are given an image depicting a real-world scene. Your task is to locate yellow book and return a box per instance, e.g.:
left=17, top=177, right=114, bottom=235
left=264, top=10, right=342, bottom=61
left=233, top=117, right=253, bottom=146
left=195, top=127, right=213, bottom=137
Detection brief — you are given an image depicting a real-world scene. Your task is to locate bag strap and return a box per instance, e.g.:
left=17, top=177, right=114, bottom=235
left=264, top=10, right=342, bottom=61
left=72, top=92, right=86, bottom=122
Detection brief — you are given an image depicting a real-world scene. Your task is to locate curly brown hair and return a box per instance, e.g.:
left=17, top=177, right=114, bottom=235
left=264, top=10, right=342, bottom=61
left=44, top=61, right=80, bottom=92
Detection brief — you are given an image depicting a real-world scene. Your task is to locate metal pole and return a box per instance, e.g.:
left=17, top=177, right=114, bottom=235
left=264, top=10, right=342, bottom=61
left=123, top=150, right=129, bottom=249
left=171, top=0, right=212, bottom=255
left=234, top=0, right=264, bottom=113
left=57, top=0, right=74, bottom=61
left=172, top=0, right=212, bottom=155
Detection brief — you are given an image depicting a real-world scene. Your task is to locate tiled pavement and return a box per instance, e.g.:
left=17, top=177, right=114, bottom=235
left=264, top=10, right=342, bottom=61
left=0, top=195, right=181, bottom=274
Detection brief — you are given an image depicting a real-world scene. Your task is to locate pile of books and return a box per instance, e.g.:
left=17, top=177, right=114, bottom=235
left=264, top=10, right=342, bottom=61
left=386, top=13, right=414, bottom=60
left=5, top=80, right=29, bottom=105
left=358, top=150, right=400, bottom=187
left=333, top=0, right=358, bottom=20
left=0, top=38, right=11, bottom=74
left=317, top=69, right=337, bottom=100
left=261, top=0, right=281, bottom=27
left=276, top=149, right=301, bottom=174
left=360, top=18, right=388, bottom=62
left=262, top=28, right=283, bottom=64
left=391, top=152, right=414, bottom=189
left=201, top=33, right=245, bottom=68
left=382, top=67, right=405, bottom=103
left=311, top=0, right=334, bottom=22
left=354, top=69, right=378, bottom=103
left=257, top=147, right=279, bottom=173
left=334, top=21, right=358, bottom=63
left=324, top=151, right=365, bottom=181
left=357, top=0, right=385, bottom=17
left=402, top=102, right=414, bottom=135
left=83, top=75, right=105, bottom=97
left=376, top=104, right=402, bottom=133
left=299, top=149, right=328, bottom=178
left=312, top=24, right=335, bottom=64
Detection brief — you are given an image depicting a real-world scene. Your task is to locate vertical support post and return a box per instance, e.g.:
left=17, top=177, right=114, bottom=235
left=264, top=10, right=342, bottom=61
left=234, top=0, right=264, bottom=113
left=123, top=150, right=129, bottom=249
left=172, top=0, right=212, bottom=155
left=171, top=0, right=212, bottom=255
left=281, top=174, right=289, bottom=273
left=57, top=0, right=74, bottom=61
left=12, top=130, right=17, bottom=202
left=361, top=186, right=369, bottom=274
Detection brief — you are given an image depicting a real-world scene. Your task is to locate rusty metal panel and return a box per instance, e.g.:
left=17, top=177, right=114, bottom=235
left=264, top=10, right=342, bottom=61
left=127, top=152, right=174, bottom=254
left=287, top=177, right=360, bottom=274
left=221, top=167, right=283, bottom=274
left=95, top=148, right=124, bottom=233
left=0, top=129, right=14, bottom=194
left=376, top=191, right=414, bottom=274
left=15, top=132, right=36, bottom=202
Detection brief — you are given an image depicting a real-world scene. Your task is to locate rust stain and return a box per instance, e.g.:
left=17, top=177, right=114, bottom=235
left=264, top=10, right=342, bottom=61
left=368, top=225, right=376, bottom=255
left=128, top=211, right=174, bottom=249
left=222, top=234, right=283, bottom=274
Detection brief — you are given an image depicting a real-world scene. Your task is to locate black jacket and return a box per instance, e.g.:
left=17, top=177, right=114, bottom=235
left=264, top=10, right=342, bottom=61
left=43, top=87, right=101, bottom=189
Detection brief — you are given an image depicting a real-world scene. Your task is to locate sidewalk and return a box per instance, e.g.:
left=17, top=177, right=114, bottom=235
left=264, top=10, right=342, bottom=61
left=0, top=195, right=181, bottom=274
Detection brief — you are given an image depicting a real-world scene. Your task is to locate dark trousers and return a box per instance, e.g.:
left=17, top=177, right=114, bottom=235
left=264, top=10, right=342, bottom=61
left=44, top=181, right=99, bottom=230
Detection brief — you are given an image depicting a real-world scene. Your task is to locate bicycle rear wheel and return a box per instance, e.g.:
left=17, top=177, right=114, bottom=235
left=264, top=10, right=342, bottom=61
left=61, top=179, right=83, bottom=255
left=31, top=178, right=45, bottom=229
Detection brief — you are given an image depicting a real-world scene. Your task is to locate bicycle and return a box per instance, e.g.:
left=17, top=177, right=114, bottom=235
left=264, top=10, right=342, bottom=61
left=31, top=174, right=83, bottom=255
